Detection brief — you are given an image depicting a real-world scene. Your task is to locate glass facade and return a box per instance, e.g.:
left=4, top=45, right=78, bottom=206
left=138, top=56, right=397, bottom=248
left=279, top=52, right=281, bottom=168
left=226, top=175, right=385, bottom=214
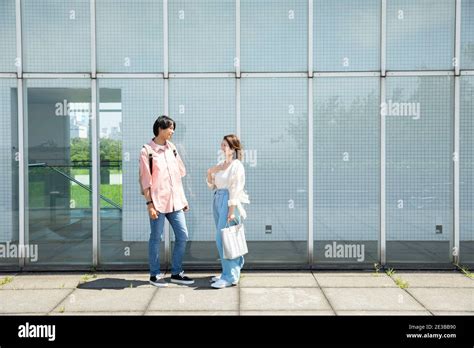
left=0, top=0, right=473, bottom=270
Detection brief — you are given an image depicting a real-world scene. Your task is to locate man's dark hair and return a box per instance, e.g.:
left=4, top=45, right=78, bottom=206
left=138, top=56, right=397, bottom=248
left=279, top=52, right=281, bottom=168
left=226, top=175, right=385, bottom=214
left=153, top=115, right=176, bottom=136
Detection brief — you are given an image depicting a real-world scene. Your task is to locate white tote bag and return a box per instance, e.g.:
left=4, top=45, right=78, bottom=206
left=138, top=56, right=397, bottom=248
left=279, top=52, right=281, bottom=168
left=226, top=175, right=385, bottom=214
left=221, top=221, right=248, bottom=259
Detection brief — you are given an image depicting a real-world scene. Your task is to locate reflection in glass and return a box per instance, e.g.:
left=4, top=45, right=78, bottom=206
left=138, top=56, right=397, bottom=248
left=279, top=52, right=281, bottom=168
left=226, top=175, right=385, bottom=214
left=313, top=77, right=380, bottom=264
left=386, top=76, right=453, bottom=263
left=26, top=79, right=92, bottom=265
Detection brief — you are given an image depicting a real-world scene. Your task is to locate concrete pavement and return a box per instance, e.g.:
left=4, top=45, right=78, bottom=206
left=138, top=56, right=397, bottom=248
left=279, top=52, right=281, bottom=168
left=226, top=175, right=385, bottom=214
left=0, top=271, right=472, bottom=316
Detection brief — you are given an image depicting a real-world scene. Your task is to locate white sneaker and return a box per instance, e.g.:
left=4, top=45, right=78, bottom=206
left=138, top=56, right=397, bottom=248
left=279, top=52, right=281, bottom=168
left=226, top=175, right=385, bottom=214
left=210, top=275, right=221, bottom=283
left=211, top=279, right=234, bottom=289
left=210, top=275, right=238, bottom=285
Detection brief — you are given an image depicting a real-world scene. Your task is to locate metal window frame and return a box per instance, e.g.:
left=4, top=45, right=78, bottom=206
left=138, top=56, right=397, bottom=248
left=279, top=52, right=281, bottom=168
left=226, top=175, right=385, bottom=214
left=308, top=77, right=313, bottom=265
left=386, top=71, right=455, bottom=77
left=381, top=0, right=386, bottom=77
left=453, top=76, right=460, bottom=264
left=308, top=0, right=313, bottom=78
left=96, top=73, right=164, bottom=79
left=15, top=0, right=22, bottom=78
left=455, top=0, right=461, bottom=76
left=17, top=78, right=26, bottom=268
left=92, top=78, right=100, bottom=267
left=164, top=78, right=170, bottom=268
left=236, top=0, right=241, bottom=78
left=380, top=76, right=386, bottom=266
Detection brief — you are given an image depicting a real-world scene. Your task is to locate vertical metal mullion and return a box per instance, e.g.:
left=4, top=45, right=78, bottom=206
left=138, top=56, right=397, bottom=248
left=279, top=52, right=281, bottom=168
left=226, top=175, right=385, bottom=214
left=91, top=79, right=100, bottom=267
left=381, top=0, right=386, bottom=77
left=380, top=77, right=386, bottom=266
left=17, top=78, right=26, bottom=269
left=15, top=0, right=22, bottom=78
left=163, top=0, right=169, bottom=78
left=308, top=78, right=314, bottom=266
left=164, top=78, right=170, bottom=269
left=236, top=78, right=241, bottom=137
left=236, top=0, right=241, bottom=78
left=91, top=0, right=97, bottom=78
left=308, top=0, right=313, bottom=78
left=455, top=0, right=461, bottom=76
left=453, top=76, right=460, bottom=264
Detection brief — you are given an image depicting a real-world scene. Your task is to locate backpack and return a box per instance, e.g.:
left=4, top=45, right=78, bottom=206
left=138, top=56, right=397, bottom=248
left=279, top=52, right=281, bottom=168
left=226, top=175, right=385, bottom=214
left=139, top=142, right=178, bottom=195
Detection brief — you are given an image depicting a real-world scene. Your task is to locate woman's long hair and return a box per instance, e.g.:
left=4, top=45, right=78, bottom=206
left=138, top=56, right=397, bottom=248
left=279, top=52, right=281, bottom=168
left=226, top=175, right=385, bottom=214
left=223, top=134, right=243, bottom=161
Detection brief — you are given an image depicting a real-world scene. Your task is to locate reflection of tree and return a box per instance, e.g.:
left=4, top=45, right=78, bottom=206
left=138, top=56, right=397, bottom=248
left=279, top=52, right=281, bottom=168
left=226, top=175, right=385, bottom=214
left=70, top=138, right=122, bottom=163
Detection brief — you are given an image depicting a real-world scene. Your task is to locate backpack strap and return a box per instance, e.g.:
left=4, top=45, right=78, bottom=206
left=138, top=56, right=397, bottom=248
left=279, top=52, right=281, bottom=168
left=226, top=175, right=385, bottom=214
left=167, top=141, right=178, bottom=158
left=143, top=144, right=154, bottom=174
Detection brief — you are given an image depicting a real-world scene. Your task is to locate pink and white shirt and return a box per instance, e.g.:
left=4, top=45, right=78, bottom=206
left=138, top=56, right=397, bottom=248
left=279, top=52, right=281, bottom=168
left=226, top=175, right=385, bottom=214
left=139, top=139, right=188, bottom=213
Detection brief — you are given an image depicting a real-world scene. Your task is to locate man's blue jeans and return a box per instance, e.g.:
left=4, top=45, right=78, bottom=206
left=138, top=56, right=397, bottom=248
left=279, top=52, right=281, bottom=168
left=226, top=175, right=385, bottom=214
left=149, top=209, right=188, bottom=277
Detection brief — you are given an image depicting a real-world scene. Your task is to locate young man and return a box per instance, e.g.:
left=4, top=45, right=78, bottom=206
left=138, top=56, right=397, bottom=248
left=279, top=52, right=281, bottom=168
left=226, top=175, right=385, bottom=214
left=140, top=115, right=194, bottom=287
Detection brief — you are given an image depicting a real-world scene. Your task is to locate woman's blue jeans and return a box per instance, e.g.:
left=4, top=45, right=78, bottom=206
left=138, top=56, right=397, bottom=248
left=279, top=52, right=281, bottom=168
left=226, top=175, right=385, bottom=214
left=213, top=189, right=245, bottom=284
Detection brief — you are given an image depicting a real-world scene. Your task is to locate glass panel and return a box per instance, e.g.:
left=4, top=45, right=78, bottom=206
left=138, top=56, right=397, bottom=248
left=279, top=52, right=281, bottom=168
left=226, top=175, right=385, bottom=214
left=168, top=0, right=235, bottom=73
left=26, top=79, right=92, bottom=265
left=241, top=78, right=308, bottom=263
left=314, top=0, right=380, bottom=72
left=98, top=79, right=165, bottom=264
left=460, top=76, right=474, bottom=263
left=96, top=0, right=163, bottom=73
left=22, top=0, right=91, bottom=73
left=461, top=0, right=474, bottom=70
left=313, top=77, right=380, bottom=264
left=0, top=0, right=17, bottom=73
left=0, top=79, right=19, bottom=266
left=241, top=0, right=307, bottom=72
left=169, top=78, right=235, bottom=264
left=386, top=0, right=455, bottom=71
left=386, top=76, right=454, bottom=263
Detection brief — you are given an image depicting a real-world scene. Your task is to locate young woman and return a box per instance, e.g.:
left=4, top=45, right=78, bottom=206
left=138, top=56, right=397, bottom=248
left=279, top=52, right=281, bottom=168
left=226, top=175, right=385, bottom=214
left=206, top=134, right=249, bottom=289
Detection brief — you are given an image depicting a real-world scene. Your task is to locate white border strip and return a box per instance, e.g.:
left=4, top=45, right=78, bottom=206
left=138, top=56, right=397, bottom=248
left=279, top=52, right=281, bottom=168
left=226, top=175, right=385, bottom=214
left=17, top=79, right=25, bottom=268
left=308, top=78, right=314, bottom=265
left=241, top=72, right=308, bottom=78
left=0, top=73, right=17, bottom=78
left=380, top=77, right=386, bottom=266
left=236, top=0, right=241, bottom=78
left=381, top=0, right=386, bottom=76
left=314, top=72, right=380, bottom=77
left=15, top=0, right=22, bottom=78
left=91, top=0, right=96, bottom=78
left=386, top=71, right=455, bottom=76
left=96, top=73, right=164, bottom=79
left=163, top=0, right=169, bottom=78
left=453, top=76, right=460, bottom=264
left=461, top=71, right=474, bottom=75
left=169, top=73, right=235, bottom=78
left=22, top=73, right=91, bottom=78
left=91, top=79, right=100, bottom=266
left=455, top=0, right=461, bottom=76
left=236, top=78, right=241, bottom=137
left=308, top=0, right=313, bottom=77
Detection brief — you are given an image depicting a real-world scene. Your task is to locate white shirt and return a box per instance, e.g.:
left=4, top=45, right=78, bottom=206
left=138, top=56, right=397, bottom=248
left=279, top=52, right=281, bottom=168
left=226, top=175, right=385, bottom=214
left=207, top=159, right=250, bottom=219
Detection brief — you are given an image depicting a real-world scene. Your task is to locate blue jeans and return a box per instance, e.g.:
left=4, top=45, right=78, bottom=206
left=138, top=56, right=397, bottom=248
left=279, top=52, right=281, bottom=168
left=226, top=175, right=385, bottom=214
left=149, top=209, right=188, bottom=277
left=213, top=189, right=245, bottom=284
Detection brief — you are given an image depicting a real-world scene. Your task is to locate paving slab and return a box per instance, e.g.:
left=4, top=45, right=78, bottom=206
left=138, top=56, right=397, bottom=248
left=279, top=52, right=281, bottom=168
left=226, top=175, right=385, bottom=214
left=239, top=275, right=318, bottom=288
left=406, top=288, right=474, bottom=312
left=148, top=287, right=239, bottom=311
left=336, top=310, right=432, bottom=316
left=314, top=274, right=396, bottom=288
left=395, top=273, right=474, bottom=288
left=1, top=274, right=81, bottom=290
left=323, top=288, right=425, bottom=311
left=240, top=288, right=332, bottom=311
left=240, top=310, right=335, bottom=316
left=145, top=311, right=239, bottom=316
left=53, top=288, right=155, bottom=313
left=0, top=289, right=71, bottom=314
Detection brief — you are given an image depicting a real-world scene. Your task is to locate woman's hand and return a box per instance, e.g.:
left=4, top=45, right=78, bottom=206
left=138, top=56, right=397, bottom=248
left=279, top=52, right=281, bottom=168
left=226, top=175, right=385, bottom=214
left=148, top=205, right=159, bottom=220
